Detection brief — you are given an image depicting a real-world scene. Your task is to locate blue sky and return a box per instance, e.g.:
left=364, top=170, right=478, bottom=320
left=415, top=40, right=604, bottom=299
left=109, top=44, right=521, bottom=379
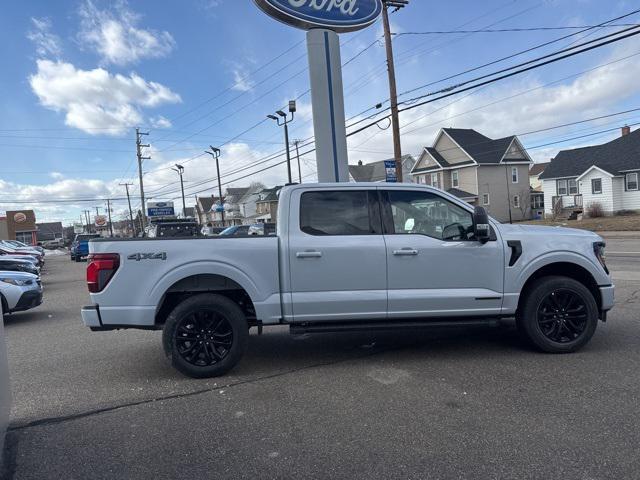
left=1, top=0, right=639, bottom=223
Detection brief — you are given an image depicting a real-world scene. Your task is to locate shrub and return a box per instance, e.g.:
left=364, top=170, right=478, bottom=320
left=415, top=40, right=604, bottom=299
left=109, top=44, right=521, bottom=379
left=615, top=209, right=638, bottom=216
left=586, top=202, right=605, bottom=218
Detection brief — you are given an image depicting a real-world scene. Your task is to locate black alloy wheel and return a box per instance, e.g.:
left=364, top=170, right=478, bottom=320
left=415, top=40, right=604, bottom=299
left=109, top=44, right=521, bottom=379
left=517, top=276, right=598, bottom=353
left=163, top=294, right=249, bottom=378
left=536, top=288, right=588, bottom=343
left=175, top=310, right=233, bottom=367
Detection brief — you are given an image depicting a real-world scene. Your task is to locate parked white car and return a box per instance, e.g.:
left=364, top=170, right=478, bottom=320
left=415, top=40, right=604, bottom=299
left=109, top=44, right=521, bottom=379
left=0, top=271, right=43, bottom=315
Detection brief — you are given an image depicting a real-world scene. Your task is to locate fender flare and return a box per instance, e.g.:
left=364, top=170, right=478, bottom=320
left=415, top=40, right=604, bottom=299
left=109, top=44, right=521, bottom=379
left=512, top=250, right=604, bottom=293
left=148, top=260, right=263, bottom=309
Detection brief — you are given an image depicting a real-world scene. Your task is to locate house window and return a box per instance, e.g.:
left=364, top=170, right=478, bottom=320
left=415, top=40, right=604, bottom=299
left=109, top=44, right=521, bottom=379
left=482, top=193, right=490, bottom=205
left=626, top=172, right=638, bottom=191
left=591, top=178, right=602, bottom=194
left=513, top=195, right=520, bottom=208
left=511, top=167, right=518, bottom=183
left=451, top=171, right=459, bottom=188
left=557, top=179, right=568, bottom=196
left=431, top=173, right=439, bottom=189
left=568, top=179, right=578, bottom=195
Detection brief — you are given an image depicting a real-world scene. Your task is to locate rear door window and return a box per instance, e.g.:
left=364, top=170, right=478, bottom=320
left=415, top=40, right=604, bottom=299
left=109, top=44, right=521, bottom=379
left=300, top=191, right=379, bottom=236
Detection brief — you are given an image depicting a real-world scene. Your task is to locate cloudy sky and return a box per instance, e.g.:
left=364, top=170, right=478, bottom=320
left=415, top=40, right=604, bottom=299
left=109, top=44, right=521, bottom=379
left=1, top=0, right=639, bottom=224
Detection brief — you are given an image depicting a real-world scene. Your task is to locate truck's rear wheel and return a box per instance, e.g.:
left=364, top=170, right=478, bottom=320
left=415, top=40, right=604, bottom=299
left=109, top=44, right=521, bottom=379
left=517, top=276, right=598, bottom=353
left=162, top=294, right=249, bottom=378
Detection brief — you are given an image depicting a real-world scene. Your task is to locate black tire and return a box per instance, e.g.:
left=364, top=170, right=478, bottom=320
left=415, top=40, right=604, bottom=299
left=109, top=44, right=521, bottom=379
left=70, top=255, right=75, bottom=261
left=162, top=294, right=249, bottom=378
left=517, top=276, right=598, bottom=353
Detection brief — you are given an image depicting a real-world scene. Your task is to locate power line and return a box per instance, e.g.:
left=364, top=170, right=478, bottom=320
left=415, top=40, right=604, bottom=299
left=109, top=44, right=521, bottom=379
left=394, top=23, right=638, bottom=35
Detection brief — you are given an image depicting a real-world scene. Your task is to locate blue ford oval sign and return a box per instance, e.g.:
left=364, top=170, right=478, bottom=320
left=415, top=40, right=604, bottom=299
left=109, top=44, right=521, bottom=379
left=254, top=0, right=383, bottom=33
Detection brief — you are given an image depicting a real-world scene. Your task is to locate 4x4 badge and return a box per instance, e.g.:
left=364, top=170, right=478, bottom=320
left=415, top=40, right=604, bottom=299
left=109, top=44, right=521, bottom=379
left=128, top=253, right=167, bottom=261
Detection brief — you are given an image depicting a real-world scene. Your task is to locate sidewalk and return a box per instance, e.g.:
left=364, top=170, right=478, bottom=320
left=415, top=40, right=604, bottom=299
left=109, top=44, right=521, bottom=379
left=596, top=231, right=640, bottom=239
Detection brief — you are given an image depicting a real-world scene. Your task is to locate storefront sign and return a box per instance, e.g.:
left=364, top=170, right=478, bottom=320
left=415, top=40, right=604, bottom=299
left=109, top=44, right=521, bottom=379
left=147, top=202, right=175, bottom=218
left=254, top=0, right=382, bottom=33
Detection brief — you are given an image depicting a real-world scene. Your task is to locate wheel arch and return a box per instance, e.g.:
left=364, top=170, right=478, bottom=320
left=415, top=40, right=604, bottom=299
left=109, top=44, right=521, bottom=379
left=517, top=261, right=602, bottom=313
left=154, top=273, right=257, bottom=327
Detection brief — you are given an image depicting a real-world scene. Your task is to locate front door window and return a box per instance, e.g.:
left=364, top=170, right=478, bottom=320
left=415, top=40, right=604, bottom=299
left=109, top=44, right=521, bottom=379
left=386, top=190, right=474, bottom=241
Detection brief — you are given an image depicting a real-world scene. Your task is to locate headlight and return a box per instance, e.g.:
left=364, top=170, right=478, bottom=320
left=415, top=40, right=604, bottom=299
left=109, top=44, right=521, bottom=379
left=0, top=278, right=33, bottom=286
left=593, top=242, right=609, bottom=274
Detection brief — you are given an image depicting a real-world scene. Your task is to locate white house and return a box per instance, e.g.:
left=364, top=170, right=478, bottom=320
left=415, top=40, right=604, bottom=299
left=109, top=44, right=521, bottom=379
left=539, top=127, right=640, bottom=216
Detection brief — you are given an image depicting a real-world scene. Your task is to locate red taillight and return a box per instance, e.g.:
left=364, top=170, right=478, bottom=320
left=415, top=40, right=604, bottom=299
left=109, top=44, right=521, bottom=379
left=87, top=253, right=120, bottom=293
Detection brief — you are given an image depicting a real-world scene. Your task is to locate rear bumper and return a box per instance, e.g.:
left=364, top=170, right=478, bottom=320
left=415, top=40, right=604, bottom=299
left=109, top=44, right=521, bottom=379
left=81, top=305, right=102, bottom=328
left=600, top=285, right=615, bottom=312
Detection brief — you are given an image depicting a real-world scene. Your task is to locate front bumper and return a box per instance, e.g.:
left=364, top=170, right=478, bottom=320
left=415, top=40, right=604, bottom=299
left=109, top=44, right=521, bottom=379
left=599, top=285, right=615, bottom=312
left=11, top=289, right=43, bottom=313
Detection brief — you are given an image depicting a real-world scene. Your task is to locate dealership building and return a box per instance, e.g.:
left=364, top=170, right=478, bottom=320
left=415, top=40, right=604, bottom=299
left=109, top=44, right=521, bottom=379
left=0, top=210, right=38, bottom=245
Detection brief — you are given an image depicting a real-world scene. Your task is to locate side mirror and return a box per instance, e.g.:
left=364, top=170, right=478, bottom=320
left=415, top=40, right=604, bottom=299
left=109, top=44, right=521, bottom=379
left=473, top=206, right=491, bottom=243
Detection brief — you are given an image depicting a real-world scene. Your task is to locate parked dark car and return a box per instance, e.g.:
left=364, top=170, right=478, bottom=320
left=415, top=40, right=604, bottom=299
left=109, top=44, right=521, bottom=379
left=71, top=234, right=101, bottom=262
left=0, top=258, right=39, bottom=276
left=219, top=225, right=250, bottom=236
left=146, top=220, right=201, bottom=238
left=248, top=222, right=276, bottom=236
left=0, top=245, right=43, bottom=267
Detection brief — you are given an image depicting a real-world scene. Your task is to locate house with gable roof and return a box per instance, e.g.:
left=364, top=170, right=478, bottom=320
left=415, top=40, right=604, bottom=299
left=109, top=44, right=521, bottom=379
left=411, top=128, right=533, bottom=222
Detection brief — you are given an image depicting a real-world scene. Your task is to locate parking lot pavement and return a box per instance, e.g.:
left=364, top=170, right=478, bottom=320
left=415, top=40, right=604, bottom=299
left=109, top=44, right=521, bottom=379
left=3, top=241, right=640, bottom=480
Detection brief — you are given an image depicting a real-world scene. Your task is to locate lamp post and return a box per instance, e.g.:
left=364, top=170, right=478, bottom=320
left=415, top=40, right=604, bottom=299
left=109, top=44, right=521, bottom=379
left=268, top=100, right=296, bottom=184
left=172, top=164, right=186, bottom=217
left=205, top=147, right=225, bottom=227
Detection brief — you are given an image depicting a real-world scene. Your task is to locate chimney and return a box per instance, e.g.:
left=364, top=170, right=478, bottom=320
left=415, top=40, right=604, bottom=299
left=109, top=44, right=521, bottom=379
left=622, top=125, right=631, bottom=136
left=358, top=160, right=363, bottom=166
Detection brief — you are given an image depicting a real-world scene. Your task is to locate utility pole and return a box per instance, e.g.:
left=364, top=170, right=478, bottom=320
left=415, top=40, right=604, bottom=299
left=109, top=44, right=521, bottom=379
left=205, top=147, right=225, bottom=227
left=120, top=183, right=135, bottom=237
left=382, top=0, right=409, bottom=183
left=505, top=165, right=513, bottom=224
left=172, top=164, right=186, bottom=217
left=106, top=199, right=114, bottom=237
left=83, top=210, right=91, bottom=233
left=293, top=140, right=303, bottom=183
left=136, top=128, right=151, bottom=230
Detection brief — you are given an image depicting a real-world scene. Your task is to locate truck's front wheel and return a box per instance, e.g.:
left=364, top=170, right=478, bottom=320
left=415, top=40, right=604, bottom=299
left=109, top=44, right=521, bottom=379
left=162, top=294, right=249, bottom=378
left=518, top=276, right=598, bottom=353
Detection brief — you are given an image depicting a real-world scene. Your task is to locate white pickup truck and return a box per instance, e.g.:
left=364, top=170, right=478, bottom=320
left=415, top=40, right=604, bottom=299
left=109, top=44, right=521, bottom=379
left=82, top=183, right=614, bottom=378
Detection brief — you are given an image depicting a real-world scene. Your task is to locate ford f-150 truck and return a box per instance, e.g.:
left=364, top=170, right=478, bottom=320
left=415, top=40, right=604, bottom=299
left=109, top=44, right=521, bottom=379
left=82, top=183, right=614, bottom=378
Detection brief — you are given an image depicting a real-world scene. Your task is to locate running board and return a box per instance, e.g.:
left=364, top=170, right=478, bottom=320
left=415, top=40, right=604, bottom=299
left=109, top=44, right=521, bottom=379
left=289, top=318, right=501, bottom=335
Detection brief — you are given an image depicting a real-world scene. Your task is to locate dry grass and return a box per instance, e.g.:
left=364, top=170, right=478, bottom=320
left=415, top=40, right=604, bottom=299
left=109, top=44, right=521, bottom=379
left=516, top=214, right=640, bottom=232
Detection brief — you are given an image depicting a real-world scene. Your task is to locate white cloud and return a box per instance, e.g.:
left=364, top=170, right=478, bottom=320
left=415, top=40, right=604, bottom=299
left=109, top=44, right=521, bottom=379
left=150, top=115, right=172, bottom=129
left=231, top=69, right=255, bottom=92
left=27, top=17, right=62, bottom=58
left=78, top=0, right=175, bottom=66
left=50, top=172, right=64, bottom=180
left=29, top=59, right=181, bottom=135
left=347, top=41, right=640, bottom=164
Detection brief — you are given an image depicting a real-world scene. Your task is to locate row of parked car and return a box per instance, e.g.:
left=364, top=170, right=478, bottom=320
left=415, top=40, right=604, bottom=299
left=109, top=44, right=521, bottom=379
left=0, top=240, right=44, bottom=316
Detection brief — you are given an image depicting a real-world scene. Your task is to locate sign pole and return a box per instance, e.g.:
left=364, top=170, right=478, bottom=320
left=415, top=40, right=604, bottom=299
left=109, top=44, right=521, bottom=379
left=307, top=29, right=349, bottom=183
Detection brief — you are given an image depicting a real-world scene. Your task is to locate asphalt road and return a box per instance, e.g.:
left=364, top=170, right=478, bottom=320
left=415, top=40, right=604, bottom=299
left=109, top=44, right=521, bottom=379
left=2, top=240, right=640, bottom=480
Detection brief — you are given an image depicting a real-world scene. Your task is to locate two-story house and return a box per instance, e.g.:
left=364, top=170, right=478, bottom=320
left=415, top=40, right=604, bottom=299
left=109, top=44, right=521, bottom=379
left=411, top=128, right=533, bottom=222
left=254, top=186, right=283, bottom=223
left=539, top=127, right=640, bottom=217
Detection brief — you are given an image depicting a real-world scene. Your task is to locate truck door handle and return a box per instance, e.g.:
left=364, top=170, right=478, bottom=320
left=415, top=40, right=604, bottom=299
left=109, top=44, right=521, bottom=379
left=296, top=251, right=322, bottom=258
left=393, top=248, right=418, bottom=256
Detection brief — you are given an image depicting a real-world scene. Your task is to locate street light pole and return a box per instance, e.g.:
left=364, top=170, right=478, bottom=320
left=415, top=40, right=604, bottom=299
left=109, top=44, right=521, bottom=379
left=205, top=147, right=225, bottom=227
left=268, top=100, right=296, bottom=184
left=172, top=164, right=186, bottom=217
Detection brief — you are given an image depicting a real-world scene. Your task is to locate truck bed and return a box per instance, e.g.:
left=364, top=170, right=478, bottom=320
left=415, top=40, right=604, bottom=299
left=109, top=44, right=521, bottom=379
left=88, top=236, right=282, bottom=327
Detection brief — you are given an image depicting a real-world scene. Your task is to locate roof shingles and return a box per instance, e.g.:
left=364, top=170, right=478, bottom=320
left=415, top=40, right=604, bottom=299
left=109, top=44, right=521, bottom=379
left=539, top=128, right=640, bottom=179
